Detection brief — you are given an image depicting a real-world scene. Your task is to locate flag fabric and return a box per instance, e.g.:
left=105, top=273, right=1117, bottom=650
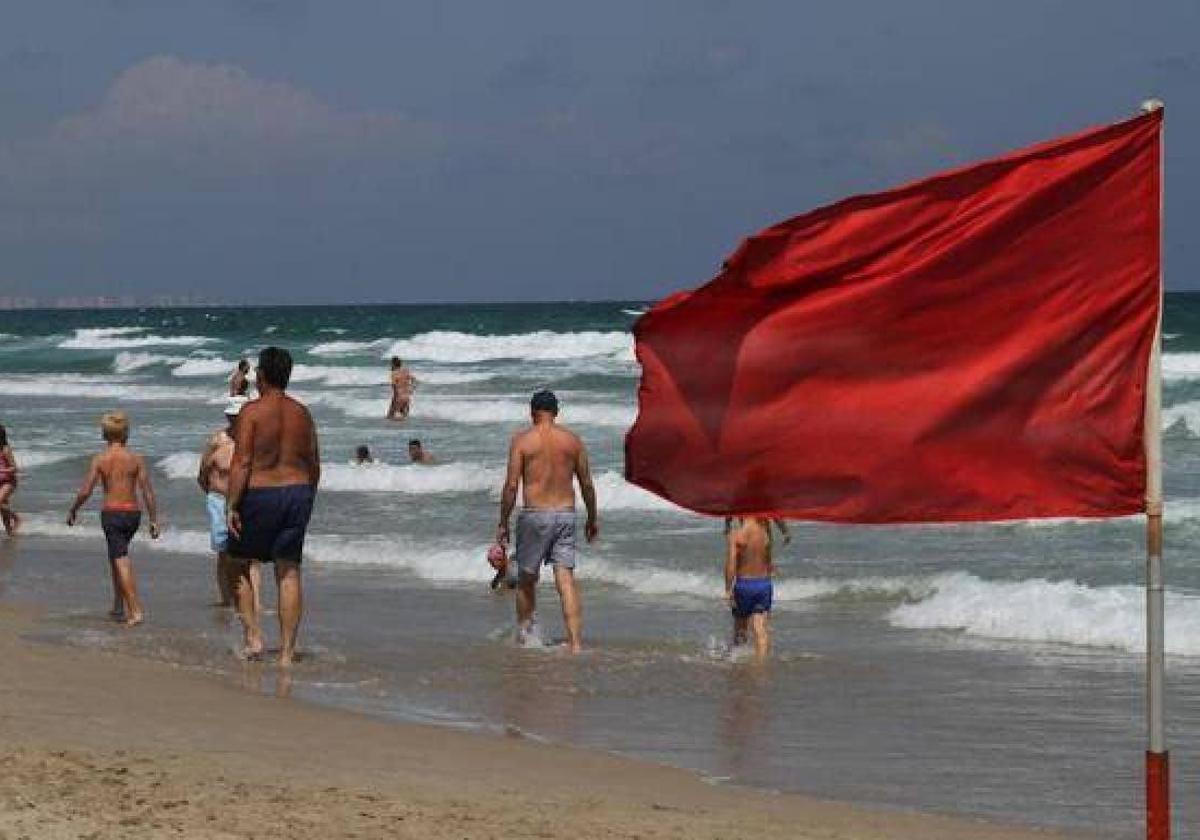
left=625, top=110, right=1162, bottom=523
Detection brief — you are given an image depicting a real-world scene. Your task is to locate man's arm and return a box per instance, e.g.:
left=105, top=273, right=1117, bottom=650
left=496, top=434, right=522, bottom=545
left=774, top=518, right=791, bottom=546
left=574, top=439, right=598, bottom=543
left=307, top=408, right=321, bottom=488
left=226, top=410, right=255, bottom=537
left=67, top=457, right=100, bottom=525
left=136, top=457, right=160, bottom=538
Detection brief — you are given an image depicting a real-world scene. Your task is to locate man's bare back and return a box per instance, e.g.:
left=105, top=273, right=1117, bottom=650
left=512, top=423, right=588, bottom=510
left=234, top=394, right=320, bottom=489
left=92, top=446, right=152, bottom=512
left=731, top=518, right=773, bottom=579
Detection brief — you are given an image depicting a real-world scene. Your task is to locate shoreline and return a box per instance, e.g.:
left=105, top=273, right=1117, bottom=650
left=0, top=568, right=1083, bottom=840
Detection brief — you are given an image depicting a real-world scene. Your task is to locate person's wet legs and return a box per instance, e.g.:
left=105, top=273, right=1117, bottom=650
left=275, top=560, right=302, bottom=667
left=553, top=565, right=583, bottom=654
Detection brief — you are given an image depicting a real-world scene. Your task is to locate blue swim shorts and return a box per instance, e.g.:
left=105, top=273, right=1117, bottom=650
left=731, top=577, right=773, bottom=618
left=227, top=484, right=315, bottom=564
left=206, top=491, right=229, bottom=552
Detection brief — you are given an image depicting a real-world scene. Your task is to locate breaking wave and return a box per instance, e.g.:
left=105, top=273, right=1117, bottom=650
left=308, top=339, right=391, bottom=356
left=0, top=376, right=213, bottom=403
left=171, top=358, right=233, bottom=377
left=59, top=327, right=215, bottom=351
left=889, top=571, right=1200, bottom=656
left=384, top=330, right=633, bottom=364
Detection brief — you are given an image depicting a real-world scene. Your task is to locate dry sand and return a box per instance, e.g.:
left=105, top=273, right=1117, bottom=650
left=0, top=603, right=1081, bottom=840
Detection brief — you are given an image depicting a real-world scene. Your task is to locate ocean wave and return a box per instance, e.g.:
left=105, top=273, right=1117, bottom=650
left=172, top=358, right=233, bottom=377
left=113, top=351, right=189, bottom=373
left=384, top=330, right=633, bottom=364
left=0, top=376, right=214, bottom=403
left=889, top=571, right=1200, bottom=655
left=59, top=327, right=215, bottom=351
left=157, top=452, right=503, bottom=494
left=1164, top=352, right=1200, bottom=381
left=307, top=339, right=391, bottom=356
left=16, top=450, right=78, bottom=470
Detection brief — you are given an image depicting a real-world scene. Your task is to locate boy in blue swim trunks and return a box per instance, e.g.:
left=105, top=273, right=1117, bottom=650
left=725, top=516, right=774, bottom=661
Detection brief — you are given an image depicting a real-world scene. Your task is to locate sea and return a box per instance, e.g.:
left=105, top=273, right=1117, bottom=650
left=1, top=298, right=1199, bottom=836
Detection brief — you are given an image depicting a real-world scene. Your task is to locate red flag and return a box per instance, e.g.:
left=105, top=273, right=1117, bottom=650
left=626, top=111, right=1161, bottom=523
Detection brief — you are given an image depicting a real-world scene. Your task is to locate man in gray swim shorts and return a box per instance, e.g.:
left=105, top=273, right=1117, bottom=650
left=498, top=390, right=598, bottom=653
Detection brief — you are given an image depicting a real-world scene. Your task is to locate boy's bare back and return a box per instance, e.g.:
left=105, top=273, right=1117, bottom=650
left=94, top=446, right=147, bottom=509
left=733, top=519, right=773, bottom=579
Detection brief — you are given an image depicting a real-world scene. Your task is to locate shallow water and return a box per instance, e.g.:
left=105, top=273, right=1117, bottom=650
left=3, top=300, right=1200, bottom=835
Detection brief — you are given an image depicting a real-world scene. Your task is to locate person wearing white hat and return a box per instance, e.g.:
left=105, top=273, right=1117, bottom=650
left=197, top=396, right=259, bottom=609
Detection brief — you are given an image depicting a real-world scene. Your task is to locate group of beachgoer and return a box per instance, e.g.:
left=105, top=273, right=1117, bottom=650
left=0, top=344, right=779, bottom=663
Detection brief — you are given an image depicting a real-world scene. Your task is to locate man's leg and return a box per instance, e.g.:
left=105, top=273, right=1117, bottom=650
left=515, top=572, right=538, bottom=641
left=732, top=614, right=749, bottom=647
left=234, top=559, right=264, bottom=658
left=552, top=565, right=583, bottom=654
left=216, top=551, right=235, bottom=606
left=112, top=556, right=143, bottom=626
left=749, top=613, right=770, bottom=662
left=275, top=560, right=303, bottom=667
left=107, top=560, right=124, bottom=618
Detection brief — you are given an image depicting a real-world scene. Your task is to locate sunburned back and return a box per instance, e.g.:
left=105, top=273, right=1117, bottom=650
left=242, top=393, right=317, bottom=488
left=518, top=424, right=581, bottom=510
left=735, top=519, right=773, bottom=578
left=97, top=447, right=143, bottom=509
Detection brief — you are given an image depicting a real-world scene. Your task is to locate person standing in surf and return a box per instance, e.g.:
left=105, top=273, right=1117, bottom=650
left=229, top=359, right=250, bottom=398
left=197, top=397, right=261, bottom=608
left=387, top=356, right=416, bottom=420
left=0, top=424, right=20, bottom=536
left=66, top=412, right=160, bottom=626
left=226, top=347, right=320, bottom=666
left=725, top=517, right=774, bottom=662
left=497, top=390, right=598, bottom=653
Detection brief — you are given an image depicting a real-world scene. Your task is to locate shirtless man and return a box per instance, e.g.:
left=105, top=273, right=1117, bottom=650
left=387, top=357, right=416, bottom=420
left=229, top=359, right=250, bottom=397
left=725, top=517, right=774, bottom=662
left=407, top=438, right=434, bottom=464
left=497, top=390, right=598, bottom=653
left=197, top=397, right=261, bottom=607
left=226, top=347, right=320, bottom=666
left=66, top=412, right=160, bottom=626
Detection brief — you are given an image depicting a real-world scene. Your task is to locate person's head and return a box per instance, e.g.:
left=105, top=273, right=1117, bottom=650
left=0, top=424, right=7, bottom=448
left=407, top=439, right=424, bottom=459
left=256, top=346, right=293, bottom=391
left=238, top=359, right=250, bottom=374
left=530, top=389, right=558, bottom=422
left=101, top=411, right=129, bottom=444
left=391, top=356, right=403, bottom=370
left=355, top=444, right=371, bottom=463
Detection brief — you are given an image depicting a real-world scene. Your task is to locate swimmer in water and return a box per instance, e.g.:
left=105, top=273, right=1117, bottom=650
left=725, top=516, right=774, bottom=662
left=0, top=424, right=20, bottom=536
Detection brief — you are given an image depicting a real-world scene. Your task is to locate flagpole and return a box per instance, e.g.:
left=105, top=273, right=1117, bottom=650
left=1140, top=97, right=1167, bottom=840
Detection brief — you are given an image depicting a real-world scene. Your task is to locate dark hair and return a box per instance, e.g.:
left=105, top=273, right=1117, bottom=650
left=408, top=439, right=421, bottom=448
left=391, top=356, right=403, bottom=368
left=257, top=346, right=293, bottom=389
left=238, top=359, right=250, bottom=372
left=0, top=424, right=7, bottom=448
left=530, top=390, right=558, bottom=414
left=355, top=445, right=370, bottom=459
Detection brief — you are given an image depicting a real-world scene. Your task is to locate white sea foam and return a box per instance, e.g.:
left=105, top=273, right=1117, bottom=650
left=383, top=331, right=633, bottom=364
left=59, top=327, right=215, bottom=351
left=1163, top=352, right=1200, bottom=381
left=157, top=452, right=503, bottom=494
left=16, top=450, right=77, bottom=470
left=318, top=327, right=348, bottom=335
left=308, top=339, right=391, bottom=356
left=0, top=376, right=213, bottom=403
left=413, top=398, right=636, bottom=427
left=171, top=358, right=233, bottom=377
left=889, top=571, right=1200, bottom=656
left=591, top=472, right=686, bottom=512
left=113, top=351, right=188, bottom=373
left=1164, top=401, right=1200, bottom=436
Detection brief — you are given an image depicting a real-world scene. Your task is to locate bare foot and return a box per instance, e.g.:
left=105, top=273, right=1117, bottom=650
left=278, top=649, right=295, bottom=669
left=123, top=613, right=144, bottom=628
left=240, top=633, right=265, bottom=661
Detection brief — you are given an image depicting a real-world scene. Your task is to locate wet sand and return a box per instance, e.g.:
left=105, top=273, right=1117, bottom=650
left=0, top=592, right=1086, bottom=840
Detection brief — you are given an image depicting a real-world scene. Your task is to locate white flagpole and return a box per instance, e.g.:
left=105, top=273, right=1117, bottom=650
left=1140, top=97, right=1167, bottom=840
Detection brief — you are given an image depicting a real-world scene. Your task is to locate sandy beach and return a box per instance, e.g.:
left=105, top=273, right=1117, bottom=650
left=0, top=592, right=1087, bottom=840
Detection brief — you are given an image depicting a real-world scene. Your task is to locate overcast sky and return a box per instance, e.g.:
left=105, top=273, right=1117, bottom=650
left=0, top=1, right=1196, bottom=303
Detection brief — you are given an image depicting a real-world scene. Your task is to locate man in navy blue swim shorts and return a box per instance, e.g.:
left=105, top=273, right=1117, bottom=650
left=227, top=346, right=320, bottom=667
left=725, top=517, right=775, bottom=661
